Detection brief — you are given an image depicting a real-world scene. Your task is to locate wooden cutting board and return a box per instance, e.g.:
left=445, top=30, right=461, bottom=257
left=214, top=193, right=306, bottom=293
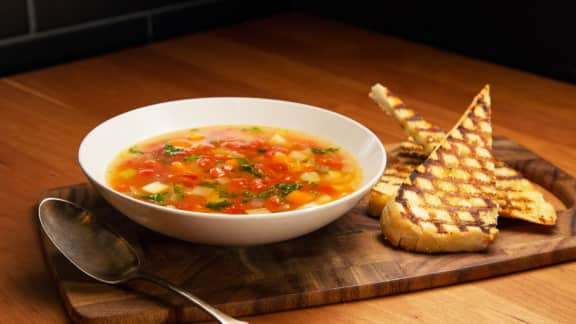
left=38, top=136, right=576, bottom=323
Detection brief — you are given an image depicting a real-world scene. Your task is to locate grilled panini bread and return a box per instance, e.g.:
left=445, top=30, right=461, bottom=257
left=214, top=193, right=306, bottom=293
left=369, top=83, right=557, bottom=225
left=381, top=86, right=499, bottom=252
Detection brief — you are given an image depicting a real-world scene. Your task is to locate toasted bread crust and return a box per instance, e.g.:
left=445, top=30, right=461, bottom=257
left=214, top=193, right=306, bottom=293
left=381, top=199, right=498, bottom=252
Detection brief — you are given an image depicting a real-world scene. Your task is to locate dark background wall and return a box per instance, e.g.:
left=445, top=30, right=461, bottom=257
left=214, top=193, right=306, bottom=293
left=1, top=0, right=575, bottom=84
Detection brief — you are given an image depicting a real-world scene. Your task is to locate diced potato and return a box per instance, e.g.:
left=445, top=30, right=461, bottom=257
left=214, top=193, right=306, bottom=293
left=189, top=186, right=214, bottom=197
left=323, top=170, right=342, bottom=181
left=118, top=168, right=137, bottom=179
left=300, top=171, right=320, bottom=183
left=142, top=181, right=169, bottom=194
left=245, top=208, right=271, bottom=214
left=270, top=133, right=287, bottom=145
left=297, top=202, right=319, bottom=210
left=315, top=194, right=332, bottom=204
left=289, top=150, right=308, bottom=161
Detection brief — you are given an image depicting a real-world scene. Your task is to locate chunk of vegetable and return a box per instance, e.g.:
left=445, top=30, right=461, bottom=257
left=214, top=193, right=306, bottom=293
left=270, top=134, right=287, bottom=145
left=245, top=208, right=271, bottom=214
left=285, top=190, right=315, bottom=206
left=118, top=168, right=137, bottom=179
left=300, top=171, right=320, bottom=183
left=189, top=186, right=215, bottom=197
left=142, top=181, right=169, bottom=194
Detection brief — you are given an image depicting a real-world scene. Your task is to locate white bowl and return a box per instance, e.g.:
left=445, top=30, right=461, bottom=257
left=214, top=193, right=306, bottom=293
left=79, top=98, right=386, bottom=246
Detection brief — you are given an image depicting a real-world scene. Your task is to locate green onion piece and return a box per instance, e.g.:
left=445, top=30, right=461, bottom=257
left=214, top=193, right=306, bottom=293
left=311, top=147, right=339, bottom=154
left=163, top=144, right=184, bottom=156
left=206, top=200, right=232, bottom=210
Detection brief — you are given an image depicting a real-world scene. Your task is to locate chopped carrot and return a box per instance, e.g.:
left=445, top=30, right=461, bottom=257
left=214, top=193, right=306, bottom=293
left=285, top=190, right=315, bottom=206
left=168, top=139, right=192, bottom=147
left=171, top=161, right=186, bottom=173
left=188, top=134, right=205, bottom=141
left=224, top=159, right=239, bottom=169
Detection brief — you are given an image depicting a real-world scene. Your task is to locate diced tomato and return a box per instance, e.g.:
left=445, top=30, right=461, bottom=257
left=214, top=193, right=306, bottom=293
left=316, top=184, right=337, bottom=195
left=116, top=183, right=129, bottom=192
left=174, top=195, right=206, bottom=210
left=264, top=195, right=283, bottom=211
left=138, top=168, right=155, bottom=177
left=264, top=146, right=289, bottom=157
left=270, top=162, right=288, bottom=172
left=222, top=203, right=246, bottom=214
left=209, top=166, right=226, bottom=178
left=221, top=140, right=245, bottom=150
left=319, top=158, right=343, bottom=169
left=251, top=179, right=266, bottom=191
left=197, top=156, right=213, bottom=169
left=177, top=174, right=200, bottom=187
left=144, top=160, right=158, bottom=168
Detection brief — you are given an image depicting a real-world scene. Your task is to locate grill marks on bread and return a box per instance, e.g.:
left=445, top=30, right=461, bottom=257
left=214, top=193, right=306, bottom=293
left=370, top=84, right=444, bottom=154
left=381, top=86, right=499, bottom=252
left=369, top=83, right=556, bottom=226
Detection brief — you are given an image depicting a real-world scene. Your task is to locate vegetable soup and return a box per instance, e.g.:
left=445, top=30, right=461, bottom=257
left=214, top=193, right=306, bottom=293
left=107, top=126, right=362, bottom=214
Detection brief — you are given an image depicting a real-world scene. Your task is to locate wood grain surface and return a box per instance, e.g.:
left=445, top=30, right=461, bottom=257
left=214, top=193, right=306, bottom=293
left=38, top=137, right=576, bottom=323
left=1, top=12, right=576, bottom=323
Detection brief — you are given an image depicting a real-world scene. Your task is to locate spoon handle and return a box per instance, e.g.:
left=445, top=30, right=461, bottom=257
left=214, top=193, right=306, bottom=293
left=134, top=273, right=248, bottom=324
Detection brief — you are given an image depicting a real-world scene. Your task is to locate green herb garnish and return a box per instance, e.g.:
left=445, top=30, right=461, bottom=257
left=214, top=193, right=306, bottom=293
left=144, top=192, right=167, bottom=204
left=219, top=190, right=238, bottom=198
left=237, top=158, right=263, bottom=178
left=206, top=200, right=232, bottom=210
left=129, top=146, right=143, bottom=154
left=183, top=155, right=201, bottom=162
left=274, top=183, right=302, bottom=196
left=311, top=147, right=339, bottom=154
left=163, top=144, right=184, bottom=156
left=241, top=126, right=262, bottom=132
left=199, top=181, right=219, bottom=188
left=257, top=148, right=266, bottom=154
left=174, top=184, right=185, bottom=200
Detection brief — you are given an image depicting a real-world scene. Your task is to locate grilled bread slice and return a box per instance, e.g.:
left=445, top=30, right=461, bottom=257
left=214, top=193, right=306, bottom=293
left=370, top=84, right=444, bottom=155
left=368, top=153, right=423, bottom=217
left=495, top=162, right=557, bottom=225
left=381, top=86, right=499, bottom=252
left=369, top=83, right=556, bottom=226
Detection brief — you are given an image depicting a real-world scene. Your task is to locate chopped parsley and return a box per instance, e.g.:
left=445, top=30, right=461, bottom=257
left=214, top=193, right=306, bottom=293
left=242, top=183, right=302, bottom=202
left=241, top=126, right=262, bottom=132
left=219, top=190, right=238, bottom=198
left=274, top=183, right=302, bottom=196
left=129, top=146, right=143, bottom=154
left=183, top=155, right=201, bottom=162
left=206, top=200, right=232, bottom=210
left=257, top=148, right=267, bottom=154
left=173, top=184, right=185, bottom=200
left=237, top=158, right=263, bottom=178
left=143, top=192, right=167, bottom=204
left=311, top=147, right=339, bottom=154
left=199, top=181, right=219, bottom=188
left=163, top=144, right=184, bottom=156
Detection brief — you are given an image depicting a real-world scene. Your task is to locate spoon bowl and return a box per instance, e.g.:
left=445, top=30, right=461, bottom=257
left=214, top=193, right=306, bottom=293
left=38, top=197, right=247, bottom=324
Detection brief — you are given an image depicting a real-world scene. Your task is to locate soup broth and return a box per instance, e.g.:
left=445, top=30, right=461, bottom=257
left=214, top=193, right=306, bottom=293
left=107, top=125, right=362, bottom=214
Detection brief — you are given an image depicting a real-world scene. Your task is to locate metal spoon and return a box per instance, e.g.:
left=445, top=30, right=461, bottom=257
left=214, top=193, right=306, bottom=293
left=38, top=197, right=247, bottom=324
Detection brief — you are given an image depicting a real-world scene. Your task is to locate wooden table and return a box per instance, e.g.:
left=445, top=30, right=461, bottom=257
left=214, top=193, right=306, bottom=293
left=1, top=13, right=575, bottom=323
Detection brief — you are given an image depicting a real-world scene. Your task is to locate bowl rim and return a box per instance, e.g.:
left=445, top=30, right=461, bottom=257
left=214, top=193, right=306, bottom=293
left=79, top=96, right=387, bottom=220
